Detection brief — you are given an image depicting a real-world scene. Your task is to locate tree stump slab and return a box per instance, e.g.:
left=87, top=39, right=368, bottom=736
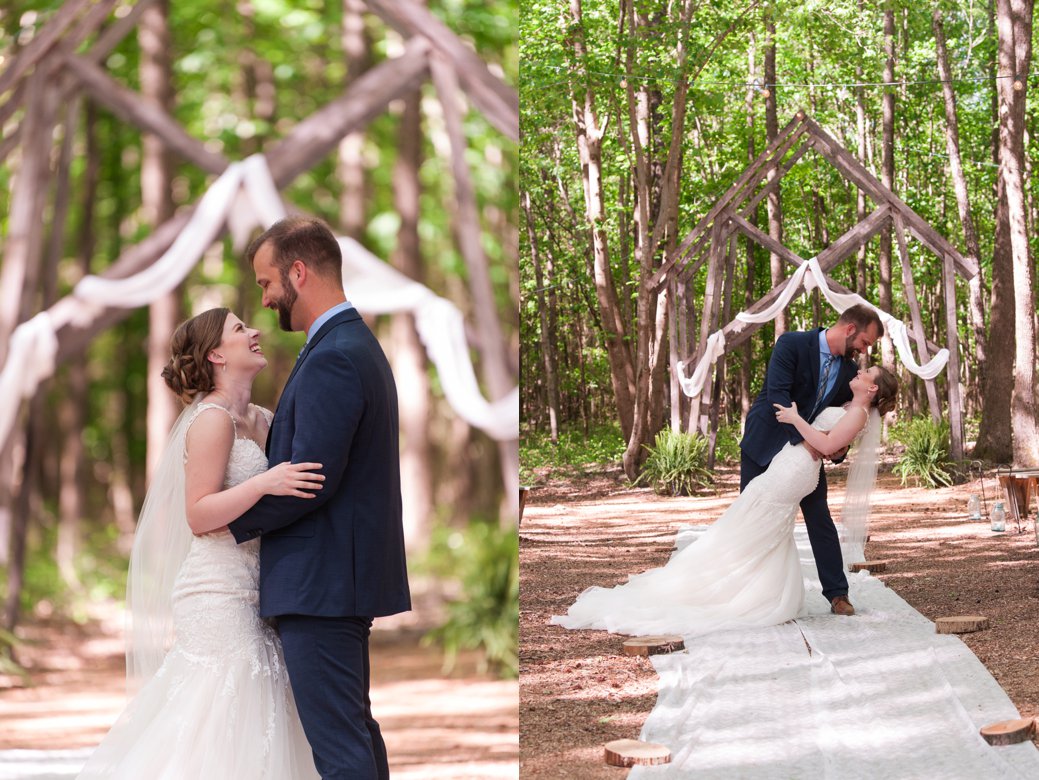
left=604, top=739, right=671, bottom=767
left=622, top=635, right=685, bottom=656
left=980, top=719, right=1035, bottom=746
left=850, top=560, right=888, bottom=573
left=935, top=615, right=990, bottom=634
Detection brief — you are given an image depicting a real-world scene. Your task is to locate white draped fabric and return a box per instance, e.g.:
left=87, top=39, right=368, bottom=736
left=0, top=155, right=518, bottom=450
left=677, top=256, right=950, bottom=399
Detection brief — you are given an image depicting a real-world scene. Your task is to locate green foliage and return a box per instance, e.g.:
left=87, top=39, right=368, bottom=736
left=713, top=422, right=743, bottom=465
left=420, top=521, right=518, bottom=679
left=891, top=417, right=955, bottom=489
left=634, top=429, right=713, bottom=496
left=519, top=424, right=626, bottom=483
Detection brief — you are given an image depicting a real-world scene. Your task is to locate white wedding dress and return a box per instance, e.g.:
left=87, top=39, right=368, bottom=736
left=552, top=407, right=847, bottom=638
left=78, top=405, right=319, bottom=779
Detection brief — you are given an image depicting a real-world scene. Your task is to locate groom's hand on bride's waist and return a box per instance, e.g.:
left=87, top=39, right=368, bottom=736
left=828, top=445, right=849, bottom=464
left=803, top=442, right=822, bottom=461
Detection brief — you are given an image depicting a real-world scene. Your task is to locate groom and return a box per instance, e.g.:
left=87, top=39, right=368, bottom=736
left=740, top=304, right=882, bottom=617
left=229, top=217, right=411, bottom=779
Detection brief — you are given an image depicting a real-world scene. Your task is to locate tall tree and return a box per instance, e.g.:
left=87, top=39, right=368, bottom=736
left=140, top=0, right=180, bottom=484
left=566, top=0, right=636, bottom=442
left=932, top=9, right=987, bottom=400
left=763, top=7, right=784, bottom=337
left=995, top=0, right=1036, bottom=466
left=877, top=2, right=895, bottom=369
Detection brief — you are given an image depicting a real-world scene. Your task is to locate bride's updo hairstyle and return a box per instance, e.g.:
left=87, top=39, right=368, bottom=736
left=870, top=365, right=898, bottom=416
left=160, top=308, right=231, bottom=403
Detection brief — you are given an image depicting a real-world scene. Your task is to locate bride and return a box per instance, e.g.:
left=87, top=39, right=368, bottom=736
left=552, top=365, right=898, bottom=638
left=78, top=307, right=323, bottom=779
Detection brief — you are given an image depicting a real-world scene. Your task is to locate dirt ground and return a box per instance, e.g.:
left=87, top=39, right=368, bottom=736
left=519, top=461, right=1039, bottom=779
left=0, top=601, right=519, bottom=779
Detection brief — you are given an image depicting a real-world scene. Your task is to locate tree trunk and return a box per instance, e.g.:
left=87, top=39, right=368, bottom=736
left=764, top=10, right=785, bottom=337
left=995, top=0, right=1037, bottom=466
left=741, top=32, right=757, bottom=422
left=568, top=0, right=635, bottom=441
left=338, top=0, right=372, bottom=240
left=933, top=9, right=987, bottom=411
left=523, top=190, right=561, bottom=442
left=140, top=0, right=181, bottom=484
left=390, top=86, right=434, bottom=552
left=878, top=3, right=896, bottom=368
left=0, top=72, right=56, bottom=628
left=429, top=56, right=519, bottom=518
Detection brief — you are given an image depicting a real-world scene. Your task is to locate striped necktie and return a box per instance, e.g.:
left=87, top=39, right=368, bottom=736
left=811, top=354, right=837, bottom=418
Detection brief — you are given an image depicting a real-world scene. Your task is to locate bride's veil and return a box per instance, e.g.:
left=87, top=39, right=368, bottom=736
left=839, top=407, right=882, bottom=567
left=124, top=397, right=201, bottom=693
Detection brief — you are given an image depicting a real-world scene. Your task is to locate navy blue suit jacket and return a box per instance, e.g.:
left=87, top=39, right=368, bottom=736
left=740, top=328, right=857, bottom=469
left=229, top=308, right=411, bottom=619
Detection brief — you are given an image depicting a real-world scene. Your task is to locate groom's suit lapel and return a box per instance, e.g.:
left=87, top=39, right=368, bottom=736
left=280, top=308, right=361, bottom=392
left=267, top=308, right=362, bottom=454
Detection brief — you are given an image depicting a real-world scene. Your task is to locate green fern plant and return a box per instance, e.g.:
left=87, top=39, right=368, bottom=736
left=422, top=521, right=518, bottom=679
left=892, top=417, right=954, bottom=488
left=634, top=429, right=713, bottom=496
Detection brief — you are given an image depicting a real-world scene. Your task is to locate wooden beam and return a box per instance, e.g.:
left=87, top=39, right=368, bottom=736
left=0, top=0, right=92, bottom=102
left=650, top=113, right=808, bottom=290
left=711, top=205, right=891, bottom=353
left=666, top=138, right=811, bottom=285
left=942, top=253, right=964, bottom=460
left=44, top=43, right=430, bottom=365
left=728, top=212, right=804, bottom=268
left=740, top=140, right=811, bottom=217
left=364, top=0, right=517, bottom=141
left=892, top=213, right=942, bottom=419
left=813, top=204, right=891, bottom=267
left=266, top=37, right=430, bottom=187
left=802, top=116, right=976, bottom=279
left=0, top=0, right=159, bottom=167
left=63, top=54, right=229, bottom=174
left=430, top=52, right=513, bottom=399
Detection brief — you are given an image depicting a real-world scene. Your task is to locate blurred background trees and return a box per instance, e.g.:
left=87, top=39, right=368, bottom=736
left=0, top=0, right=518, bottom=677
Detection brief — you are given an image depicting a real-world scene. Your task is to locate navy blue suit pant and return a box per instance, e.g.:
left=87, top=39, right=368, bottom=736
left=278, top=615, right=387, bottom=780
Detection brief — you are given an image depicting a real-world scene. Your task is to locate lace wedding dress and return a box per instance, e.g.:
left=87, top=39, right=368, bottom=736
left=552, top=407, right=848, bottom=638
left=78, top=404, right=319, bottom=779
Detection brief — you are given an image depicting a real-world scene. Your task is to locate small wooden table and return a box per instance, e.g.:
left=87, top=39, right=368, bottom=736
left=996, top=469, right=1039, bottom=532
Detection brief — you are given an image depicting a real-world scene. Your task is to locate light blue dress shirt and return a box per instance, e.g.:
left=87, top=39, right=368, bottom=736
left=304, top=300, right=355, bottom=351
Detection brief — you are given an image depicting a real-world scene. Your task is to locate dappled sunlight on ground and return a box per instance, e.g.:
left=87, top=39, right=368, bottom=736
left=0, top=601, right=518, bottom=779
left=520, top=466, right=1039, bottom=778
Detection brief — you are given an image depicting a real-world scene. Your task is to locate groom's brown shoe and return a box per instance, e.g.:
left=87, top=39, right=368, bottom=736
left=830, top=595, right=855, bottom=616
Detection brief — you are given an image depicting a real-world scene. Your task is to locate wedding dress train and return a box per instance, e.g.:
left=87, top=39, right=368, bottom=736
left=552, top=407, right=847, bottom=638
left=78, top=405, right=319, bottom=779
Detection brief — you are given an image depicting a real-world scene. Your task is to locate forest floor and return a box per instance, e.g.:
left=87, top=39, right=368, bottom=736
left=0, top=603, right=518, bottom=779
left=520, top=459, right=1039, bottom=779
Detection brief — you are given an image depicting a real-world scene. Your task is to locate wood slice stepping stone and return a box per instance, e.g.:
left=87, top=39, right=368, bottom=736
left=980, top=718, right=1036, bottom=746
left=621, top=635, right=685, bottom=656
left=935, top=615, right=990, bottom=634
left=604, top=739, right=671, bottom=767
left=849, top=560, right=888, bottom=573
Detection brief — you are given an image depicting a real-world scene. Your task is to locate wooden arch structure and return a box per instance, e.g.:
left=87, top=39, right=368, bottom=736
left=651, top=111, right=978, bottom=462
left=0, top=0, right=518, bottom=623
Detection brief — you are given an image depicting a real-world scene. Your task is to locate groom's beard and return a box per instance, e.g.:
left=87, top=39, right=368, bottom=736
left=272, top=280, right=297, bottom=332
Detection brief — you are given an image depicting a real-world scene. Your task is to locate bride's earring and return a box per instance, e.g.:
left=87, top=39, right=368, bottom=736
left=222, top=363, right=227, bottom=373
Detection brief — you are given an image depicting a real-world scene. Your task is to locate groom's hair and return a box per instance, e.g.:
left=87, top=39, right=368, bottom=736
left=837, top=304, right=884, bottom=338
left=246, top=216, right=343, bottom=287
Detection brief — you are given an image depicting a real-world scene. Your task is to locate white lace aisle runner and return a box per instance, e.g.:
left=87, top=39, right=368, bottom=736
left=630, top=525, right=1039, bottom=779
